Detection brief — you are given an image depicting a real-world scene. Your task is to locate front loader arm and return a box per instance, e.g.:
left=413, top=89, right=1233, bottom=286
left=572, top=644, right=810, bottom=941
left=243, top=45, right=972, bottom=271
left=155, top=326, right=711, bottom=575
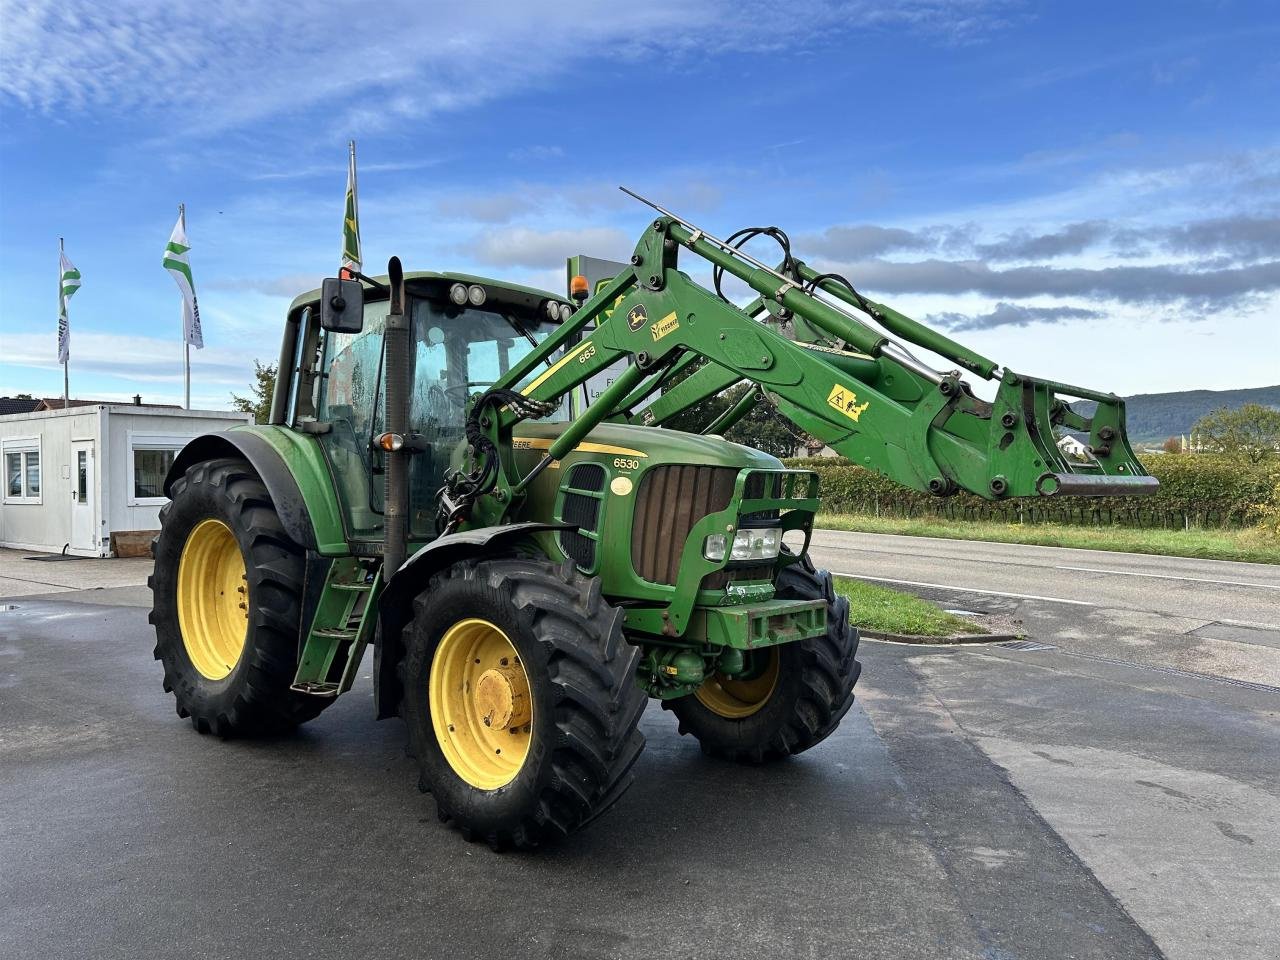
left=468, top=207, right=1153, bottom=526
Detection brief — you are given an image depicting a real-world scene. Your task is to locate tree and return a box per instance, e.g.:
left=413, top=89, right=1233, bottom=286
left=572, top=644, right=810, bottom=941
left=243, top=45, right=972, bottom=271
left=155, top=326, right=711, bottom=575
left=230, top=360, right=277, bottom=424
left=1161, top=436, right=1182, bottom=454
left=660, top=362, right=810, bottom=460
left=1191, top=403, right=1280, bottom=464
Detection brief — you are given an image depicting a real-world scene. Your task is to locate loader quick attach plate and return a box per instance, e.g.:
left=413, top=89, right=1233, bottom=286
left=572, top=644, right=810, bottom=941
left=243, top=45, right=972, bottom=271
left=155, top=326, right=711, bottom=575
left=686, top=597, right=827, bottom=650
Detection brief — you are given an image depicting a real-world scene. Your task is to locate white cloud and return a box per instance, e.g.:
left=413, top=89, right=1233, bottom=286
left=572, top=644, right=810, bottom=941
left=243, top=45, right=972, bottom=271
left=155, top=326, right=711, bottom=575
left=2, top=331, right=257, bottom=387
left=464, top=226, right=632, bottom=270
left=0, top=1, right=1017, bottom=134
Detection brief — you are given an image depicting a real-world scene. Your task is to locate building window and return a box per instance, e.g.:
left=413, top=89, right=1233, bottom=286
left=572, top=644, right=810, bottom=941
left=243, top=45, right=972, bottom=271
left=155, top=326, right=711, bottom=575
left=77, top=450, right=89, bottom=503
left=133, top=448, right=176, bottom=499
left=2, top=438, right=41, bottom=503
left=127, top=432, right=194, bottom=505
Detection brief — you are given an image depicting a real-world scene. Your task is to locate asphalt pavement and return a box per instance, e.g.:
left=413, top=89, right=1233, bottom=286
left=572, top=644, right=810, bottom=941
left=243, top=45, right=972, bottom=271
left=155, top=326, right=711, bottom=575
left=1, top=538, right=1277, bottom=960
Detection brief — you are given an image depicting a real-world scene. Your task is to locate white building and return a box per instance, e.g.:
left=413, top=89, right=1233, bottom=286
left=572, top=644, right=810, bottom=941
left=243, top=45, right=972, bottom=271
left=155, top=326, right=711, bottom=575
left=0, top=402, right=251, bottom=557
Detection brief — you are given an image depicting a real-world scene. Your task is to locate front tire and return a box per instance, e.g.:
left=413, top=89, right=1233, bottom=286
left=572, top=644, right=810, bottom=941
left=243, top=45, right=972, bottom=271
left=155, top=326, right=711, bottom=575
left=664, top=556, right=861, bottom=763
left=400, top=558, right=647, bottom=850
left=149, top=457, right=330, bottom=736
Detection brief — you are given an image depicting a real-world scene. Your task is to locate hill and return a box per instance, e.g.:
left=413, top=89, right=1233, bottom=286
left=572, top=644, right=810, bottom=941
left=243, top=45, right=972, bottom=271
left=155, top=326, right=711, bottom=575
left=1072, top=385, right=1280, bottom=443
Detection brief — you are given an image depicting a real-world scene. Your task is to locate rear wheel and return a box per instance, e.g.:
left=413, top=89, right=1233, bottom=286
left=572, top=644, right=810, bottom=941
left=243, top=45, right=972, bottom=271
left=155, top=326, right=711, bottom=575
left=149, top=457, right=331, bottom=736
left=665, top=556, right=860, bottom=763
left=400, top=558, right=647, bottom=850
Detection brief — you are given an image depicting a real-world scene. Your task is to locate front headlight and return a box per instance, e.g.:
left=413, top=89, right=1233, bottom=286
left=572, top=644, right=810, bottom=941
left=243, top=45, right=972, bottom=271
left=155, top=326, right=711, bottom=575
left=704, top=527, right=781, bottom=562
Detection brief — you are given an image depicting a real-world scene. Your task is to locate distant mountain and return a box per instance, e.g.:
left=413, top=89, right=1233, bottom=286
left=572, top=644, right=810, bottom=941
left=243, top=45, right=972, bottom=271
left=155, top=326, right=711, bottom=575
left=1071, top=385, right=1280, bottom=443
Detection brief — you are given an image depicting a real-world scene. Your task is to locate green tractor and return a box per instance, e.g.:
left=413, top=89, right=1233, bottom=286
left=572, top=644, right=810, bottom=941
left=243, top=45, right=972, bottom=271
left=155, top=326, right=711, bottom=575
left=150, top=193, right=1154, bottom=849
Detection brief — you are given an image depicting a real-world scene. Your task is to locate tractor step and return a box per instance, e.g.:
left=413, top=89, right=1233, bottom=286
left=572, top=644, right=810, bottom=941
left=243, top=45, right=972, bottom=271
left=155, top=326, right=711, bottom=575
left=312, top=627, right=358, bottom=641
left=291, top=557, right=382, bottom=698
left=331, top=581, right=372, bottom=593
left=290, top=680, right=342, bottom=697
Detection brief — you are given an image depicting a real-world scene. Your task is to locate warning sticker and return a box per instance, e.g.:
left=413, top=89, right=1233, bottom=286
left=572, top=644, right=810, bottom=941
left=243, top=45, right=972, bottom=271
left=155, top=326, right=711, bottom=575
left=650, top=311, right=679, bottom=342
left=827, top=384, right=870, bottom=422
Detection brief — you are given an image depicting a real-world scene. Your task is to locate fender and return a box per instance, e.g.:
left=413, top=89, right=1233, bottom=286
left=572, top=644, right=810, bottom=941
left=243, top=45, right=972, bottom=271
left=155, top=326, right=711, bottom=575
left=165, top=426, right=347, bottom=554
left=374, top=522, right=570, bottom=719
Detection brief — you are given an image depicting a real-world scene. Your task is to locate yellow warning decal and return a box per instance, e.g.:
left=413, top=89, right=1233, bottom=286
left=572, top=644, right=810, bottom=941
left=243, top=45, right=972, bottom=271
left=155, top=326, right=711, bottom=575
left=650, top=312, right=679, bottom=342
left=827, top=384, right=870, bottom=422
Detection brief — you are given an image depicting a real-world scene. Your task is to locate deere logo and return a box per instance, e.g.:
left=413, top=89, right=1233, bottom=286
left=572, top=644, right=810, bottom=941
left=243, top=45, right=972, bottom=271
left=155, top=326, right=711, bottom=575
left=650, top=312, right=680, bottom=342
left=626, top=304, right=648, bottom=331
left=827, top=384, right=870, bottom=422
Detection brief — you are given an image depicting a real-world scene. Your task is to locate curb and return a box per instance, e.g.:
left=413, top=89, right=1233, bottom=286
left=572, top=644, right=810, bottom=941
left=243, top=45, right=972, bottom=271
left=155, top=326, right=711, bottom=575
left=860, top=630, right=1027, bottom=646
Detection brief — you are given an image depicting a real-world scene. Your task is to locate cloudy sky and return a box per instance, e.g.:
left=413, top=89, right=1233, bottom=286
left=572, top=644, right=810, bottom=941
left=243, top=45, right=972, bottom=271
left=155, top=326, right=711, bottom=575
left=1, top=0, right=1277, bottom=407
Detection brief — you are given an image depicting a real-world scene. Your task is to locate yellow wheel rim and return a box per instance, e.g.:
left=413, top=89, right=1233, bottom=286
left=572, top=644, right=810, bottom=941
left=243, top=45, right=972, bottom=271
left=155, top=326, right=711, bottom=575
left=177, top=518, right=249, bottom=681
left=695, top=648, right=780, bottom=719
left=429, top=618, right=533, bottom=790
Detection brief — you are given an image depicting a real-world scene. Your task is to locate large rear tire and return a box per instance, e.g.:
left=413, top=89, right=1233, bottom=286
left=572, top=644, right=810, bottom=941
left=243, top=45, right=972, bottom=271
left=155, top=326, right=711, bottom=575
left=664, top=556, right=860, bottom=763
left=399, top=558, right=647, bottom=850
left=149, top=457, right=331, bottom=736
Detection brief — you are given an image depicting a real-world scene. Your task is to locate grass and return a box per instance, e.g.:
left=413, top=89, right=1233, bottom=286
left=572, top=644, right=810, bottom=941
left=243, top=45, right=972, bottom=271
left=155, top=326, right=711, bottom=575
left=816, top=513, right=1280, bottom=564
left=832, top=576, right=987, bottom=638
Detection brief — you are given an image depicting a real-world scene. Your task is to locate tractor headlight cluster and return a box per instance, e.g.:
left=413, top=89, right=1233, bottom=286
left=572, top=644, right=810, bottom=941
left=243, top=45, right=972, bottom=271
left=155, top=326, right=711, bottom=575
left=544, top=300, right=575, bottom=323
left=449, top=282, right=487, bottom=307
left=703, top=527, right=782, bottom=562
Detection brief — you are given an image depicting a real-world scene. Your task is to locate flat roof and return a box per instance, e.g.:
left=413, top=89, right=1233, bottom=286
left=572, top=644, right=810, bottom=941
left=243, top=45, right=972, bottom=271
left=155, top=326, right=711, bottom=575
left=0, top=405, right=250, bottom=423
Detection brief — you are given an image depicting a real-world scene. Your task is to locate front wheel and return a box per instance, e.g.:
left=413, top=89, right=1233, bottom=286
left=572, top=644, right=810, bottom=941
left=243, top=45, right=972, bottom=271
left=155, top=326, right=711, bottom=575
left=664, top=556, right=861, bottom=763
left=399, top=558, right=647, bottom=850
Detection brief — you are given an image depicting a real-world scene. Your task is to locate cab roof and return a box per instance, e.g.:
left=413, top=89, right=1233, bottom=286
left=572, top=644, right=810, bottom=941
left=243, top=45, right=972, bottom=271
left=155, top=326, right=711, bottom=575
left=287, top=270, right=570, bottom=314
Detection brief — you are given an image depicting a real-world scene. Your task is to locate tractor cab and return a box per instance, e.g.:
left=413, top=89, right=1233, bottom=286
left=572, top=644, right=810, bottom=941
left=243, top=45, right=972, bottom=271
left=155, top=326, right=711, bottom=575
left=277, top=272, right=575, bottom=546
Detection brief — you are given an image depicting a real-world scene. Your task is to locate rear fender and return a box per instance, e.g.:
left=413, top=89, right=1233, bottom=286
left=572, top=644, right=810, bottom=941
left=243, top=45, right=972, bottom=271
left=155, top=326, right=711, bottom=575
left=374, top=522, right=569, bottom=720
left=165, top=426, right=347, bottom=554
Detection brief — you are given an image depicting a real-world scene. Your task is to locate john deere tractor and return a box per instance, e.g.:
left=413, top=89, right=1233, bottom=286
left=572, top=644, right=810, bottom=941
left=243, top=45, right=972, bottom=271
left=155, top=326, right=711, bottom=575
left=150, top=192, right=1154, bottom=849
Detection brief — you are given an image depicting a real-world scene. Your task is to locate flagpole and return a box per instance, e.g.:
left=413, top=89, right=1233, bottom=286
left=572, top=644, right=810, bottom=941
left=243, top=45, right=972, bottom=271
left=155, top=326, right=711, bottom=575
left=180, top=203, right=190, bottom=410
left=60, top=237, right=68, bottom=409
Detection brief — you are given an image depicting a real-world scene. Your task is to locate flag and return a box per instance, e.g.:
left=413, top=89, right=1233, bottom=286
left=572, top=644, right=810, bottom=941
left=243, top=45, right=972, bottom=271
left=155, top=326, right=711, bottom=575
left=57, top=250, right=81, bottom=364
left=163, top=208, right=203, bottom=349
left=341, top=141, right=361, bottom=274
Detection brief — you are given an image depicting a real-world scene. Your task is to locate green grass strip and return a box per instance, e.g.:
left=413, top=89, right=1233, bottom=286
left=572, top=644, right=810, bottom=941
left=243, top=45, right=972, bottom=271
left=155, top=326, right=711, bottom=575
left=817, top=514, right=1280, bottom=565
left=833, top=576, right=986, bottom=638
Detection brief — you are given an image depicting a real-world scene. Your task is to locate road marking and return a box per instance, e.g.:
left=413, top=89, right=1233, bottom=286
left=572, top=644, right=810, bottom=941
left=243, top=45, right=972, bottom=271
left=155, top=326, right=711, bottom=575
left=831, top=572, right=1095, bottom=606
left=1053, top=564, right=1280, bottom=590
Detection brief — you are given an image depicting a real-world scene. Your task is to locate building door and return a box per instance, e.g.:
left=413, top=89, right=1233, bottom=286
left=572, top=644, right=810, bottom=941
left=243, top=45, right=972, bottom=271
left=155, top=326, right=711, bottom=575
left=69, top=441, right=97, bottom=556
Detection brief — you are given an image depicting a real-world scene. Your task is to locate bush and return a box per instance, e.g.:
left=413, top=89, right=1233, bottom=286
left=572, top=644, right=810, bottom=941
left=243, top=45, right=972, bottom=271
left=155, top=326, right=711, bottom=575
left=782, top=454, right=1280, bottom=530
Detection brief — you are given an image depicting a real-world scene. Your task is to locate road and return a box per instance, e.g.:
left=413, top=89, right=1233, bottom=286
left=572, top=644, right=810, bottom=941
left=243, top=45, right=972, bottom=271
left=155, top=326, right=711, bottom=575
left=808, top=529, right=1280, bottom=687
left=1, top=542, right=1277, bottom=960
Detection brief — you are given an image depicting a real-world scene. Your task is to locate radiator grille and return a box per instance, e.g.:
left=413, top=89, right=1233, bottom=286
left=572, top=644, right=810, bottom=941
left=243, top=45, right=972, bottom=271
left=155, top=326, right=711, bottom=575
left=631, top=465, right=737, bottom=585
left=559, top=463, right=605, bottom=570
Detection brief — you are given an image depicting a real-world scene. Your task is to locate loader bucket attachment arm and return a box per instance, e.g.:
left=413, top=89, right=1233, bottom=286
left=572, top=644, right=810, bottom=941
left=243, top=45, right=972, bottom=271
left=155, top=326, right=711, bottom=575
left=465, top=196, right=1154, bottom=527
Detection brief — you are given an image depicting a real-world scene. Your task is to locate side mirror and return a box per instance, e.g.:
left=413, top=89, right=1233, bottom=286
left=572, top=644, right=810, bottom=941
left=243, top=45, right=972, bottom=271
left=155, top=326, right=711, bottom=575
left=320, top=277, right=364, bottom=333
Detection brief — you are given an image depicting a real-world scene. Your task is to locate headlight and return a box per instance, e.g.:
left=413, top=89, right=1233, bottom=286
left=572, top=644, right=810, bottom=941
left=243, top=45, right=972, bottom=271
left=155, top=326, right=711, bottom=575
left=449, top=283, right=469, bottom=306
left=467, top=284, right=487, bottom=306
left=704, top=527, right=781, bottom=562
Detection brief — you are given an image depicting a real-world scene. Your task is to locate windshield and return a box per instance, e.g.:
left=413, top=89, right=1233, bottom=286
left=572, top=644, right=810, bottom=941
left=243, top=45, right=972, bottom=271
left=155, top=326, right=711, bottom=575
left=408, top=299, right=567, bottom=440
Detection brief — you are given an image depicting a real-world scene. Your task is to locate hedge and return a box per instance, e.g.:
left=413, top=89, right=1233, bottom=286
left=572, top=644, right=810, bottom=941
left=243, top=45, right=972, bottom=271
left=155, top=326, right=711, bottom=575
left=781, top=454, right=1280, bottom=529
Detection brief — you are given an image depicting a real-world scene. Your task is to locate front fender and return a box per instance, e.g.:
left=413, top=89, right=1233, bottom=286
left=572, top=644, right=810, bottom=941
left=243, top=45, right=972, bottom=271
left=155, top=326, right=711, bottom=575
left=165, top=426, right=347, bottom=555
left=374, top=522, right=569, bottom=719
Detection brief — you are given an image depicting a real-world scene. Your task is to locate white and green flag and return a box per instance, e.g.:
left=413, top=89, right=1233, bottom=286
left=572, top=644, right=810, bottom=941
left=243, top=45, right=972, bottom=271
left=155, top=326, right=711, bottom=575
left=163, top=207, right=203, bottom=349
left=341, top=140, right=361, bottom=274
left=57, top=248, right=81, bottom=364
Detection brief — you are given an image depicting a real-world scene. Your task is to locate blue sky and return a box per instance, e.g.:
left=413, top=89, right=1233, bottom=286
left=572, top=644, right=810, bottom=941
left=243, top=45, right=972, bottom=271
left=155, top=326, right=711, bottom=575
left=1, top=0, right=1277, bottom=407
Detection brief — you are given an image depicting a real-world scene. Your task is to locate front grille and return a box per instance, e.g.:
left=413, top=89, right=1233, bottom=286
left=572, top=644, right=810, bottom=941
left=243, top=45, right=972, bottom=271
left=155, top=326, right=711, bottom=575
left=559, top=463, right=605, bottom=570
left=631, top=465, right=737, bottom=585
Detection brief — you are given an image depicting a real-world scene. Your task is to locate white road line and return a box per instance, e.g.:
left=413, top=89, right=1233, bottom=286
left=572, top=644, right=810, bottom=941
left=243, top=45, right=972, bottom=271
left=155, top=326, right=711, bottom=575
left=831, top=572, right=1096, bottom=606
left=1053, top=564, right=1280, bottom=590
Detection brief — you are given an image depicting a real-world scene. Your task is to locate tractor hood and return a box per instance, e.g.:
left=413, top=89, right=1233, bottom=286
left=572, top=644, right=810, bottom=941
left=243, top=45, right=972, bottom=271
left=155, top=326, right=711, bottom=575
left=511, top=420, right=784, bottom=471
